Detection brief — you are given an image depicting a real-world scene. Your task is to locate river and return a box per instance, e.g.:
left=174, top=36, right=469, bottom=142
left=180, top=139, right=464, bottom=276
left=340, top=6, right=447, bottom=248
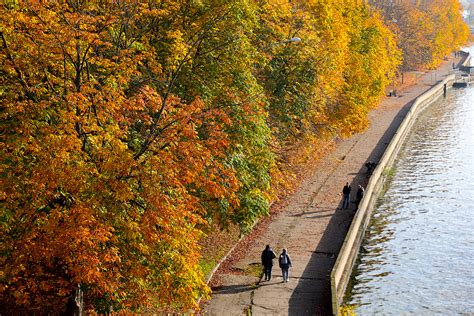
left=345, top=82, right=474, bottom=314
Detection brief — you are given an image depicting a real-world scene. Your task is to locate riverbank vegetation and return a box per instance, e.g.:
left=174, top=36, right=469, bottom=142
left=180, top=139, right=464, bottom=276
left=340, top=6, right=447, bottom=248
left=0, top=0, right=467, bottom=313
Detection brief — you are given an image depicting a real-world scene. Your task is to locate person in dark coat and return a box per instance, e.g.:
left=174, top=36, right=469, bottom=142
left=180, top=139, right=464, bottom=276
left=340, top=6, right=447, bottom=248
left=355, top=185, right=365, bottom=209
left=342, top=182, right=351, bottom=209
left=261, top=245, right=276, bottom=281
left=278, top=248, right=292, bottom=282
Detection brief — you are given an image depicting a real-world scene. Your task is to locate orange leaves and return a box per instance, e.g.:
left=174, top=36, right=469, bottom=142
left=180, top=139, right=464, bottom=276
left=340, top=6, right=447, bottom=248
left=128, top=85, right=163, bottom=113
left=333, top=4, right=401, bottom=136
left=426, top=0, right=469, bottom=68
left=1, top=1, right=221, bottom=313
left=5, top=0, right=463, bottom=314
left=374, top=0, right=468, bottom=70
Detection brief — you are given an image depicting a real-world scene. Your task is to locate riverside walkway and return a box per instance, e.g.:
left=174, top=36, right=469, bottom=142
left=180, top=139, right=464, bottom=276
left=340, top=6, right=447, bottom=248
left=204, top=56, right=459, bottom=316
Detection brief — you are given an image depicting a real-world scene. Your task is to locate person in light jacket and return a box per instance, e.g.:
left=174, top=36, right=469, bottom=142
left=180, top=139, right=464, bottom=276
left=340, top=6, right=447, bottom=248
left=278, top=248, right=292, bottom=282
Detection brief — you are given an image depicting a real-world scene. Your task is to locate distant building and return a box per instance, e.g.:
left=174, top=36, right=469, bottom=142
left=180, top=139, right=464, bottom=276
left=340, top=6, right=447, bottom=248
left=465, top=4, right=474, bottom=27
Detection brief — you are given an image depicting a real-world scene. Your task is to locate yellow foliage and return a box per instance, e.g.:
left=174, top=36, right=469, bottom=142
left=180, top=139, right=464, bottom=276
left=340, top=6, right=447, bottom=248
left=0, top=0, right=467, bottom=314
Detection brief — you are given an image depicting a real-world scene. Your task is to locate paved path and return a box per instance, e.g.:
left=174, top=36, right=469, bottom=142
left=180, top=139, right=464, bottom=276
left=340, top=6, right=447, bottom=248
left=204, top=57, right=458, bottom=316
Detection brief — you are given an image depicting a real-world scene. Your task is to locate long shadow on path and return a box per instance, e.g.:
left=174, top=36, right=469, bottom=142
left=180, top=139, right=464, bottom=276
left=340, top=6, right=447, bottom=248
left=287, top=97, right=418, bottom=315
left=212, top=282, right=272, bottom=295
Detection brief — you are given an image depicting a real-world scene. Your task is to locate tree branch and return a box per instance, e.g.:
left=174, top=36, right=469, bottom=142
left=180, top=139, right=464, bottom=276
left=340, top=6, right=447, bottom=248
left=0, top=31, right=37, bottom=101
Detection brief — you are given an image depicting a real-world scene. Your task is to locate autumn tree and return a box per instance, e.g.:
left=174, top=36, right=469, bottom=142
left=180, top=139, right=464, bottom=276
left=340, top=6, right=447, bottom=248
left=426, top=0, right=469, bottom=68
left=337, top=2, right=402, bottom=135
left=253, top=0, right=401, bottom=183
left=371, top=0, right=468, bottom=70
left=133, top=0, right=274, bottom=231
left=1, top=1, right=240, bottom=313
left=0, top=0, right=465, bottom=314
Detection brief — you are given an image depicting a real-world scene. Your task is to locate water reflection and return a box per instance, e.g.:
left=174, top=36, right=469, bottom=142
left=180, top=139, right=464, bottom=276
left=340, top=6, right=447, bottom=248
left=345, top=87, right=474, bottom=314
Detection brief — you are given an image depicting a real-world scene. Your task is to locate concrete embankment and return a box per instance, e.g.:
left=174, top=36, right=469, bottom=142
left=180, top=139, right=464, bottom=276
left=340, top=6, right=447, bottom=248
left=330, top=72, right=458, bottom=314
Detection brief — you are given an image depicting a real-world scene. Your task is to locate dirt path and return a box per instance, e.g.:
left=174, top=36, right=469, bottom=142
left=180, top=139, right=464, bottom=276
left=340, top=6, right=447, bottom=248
left=203, top=57, right=458, bottom=316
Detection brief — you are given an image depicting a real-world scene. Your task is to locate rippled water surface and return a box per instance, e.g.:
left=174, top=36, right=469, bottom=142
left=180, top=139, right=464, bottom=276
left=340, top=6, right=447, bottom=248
left=346, top=86, right=474, bottom=314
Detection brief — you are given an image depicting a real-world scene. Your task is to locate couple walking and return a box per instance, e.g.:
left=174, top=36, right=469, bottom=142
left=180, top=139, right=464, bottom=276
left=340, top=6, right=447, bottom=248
left=261, top=245, right=292, bottom=282
left=342, top=182, right=365, bottom=209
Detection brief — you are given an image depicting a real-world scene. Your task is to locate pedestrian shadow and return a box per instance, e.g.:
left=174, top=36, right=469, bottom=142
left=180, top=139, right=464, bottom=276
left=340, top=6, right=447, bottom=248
left=303, top=213, right=333, bottom=219
left=291, top=208, right=333, bottom=218
left=211, top=282, right=271, bottom=295
left=287, top=97, right=419, bottom=315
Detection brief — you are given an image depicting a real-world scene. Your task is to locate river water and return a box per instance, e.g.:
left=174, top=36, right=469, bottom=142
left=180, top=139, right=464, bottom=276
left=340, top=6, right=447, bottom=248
left=346, top=85, right=474, bottom=314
